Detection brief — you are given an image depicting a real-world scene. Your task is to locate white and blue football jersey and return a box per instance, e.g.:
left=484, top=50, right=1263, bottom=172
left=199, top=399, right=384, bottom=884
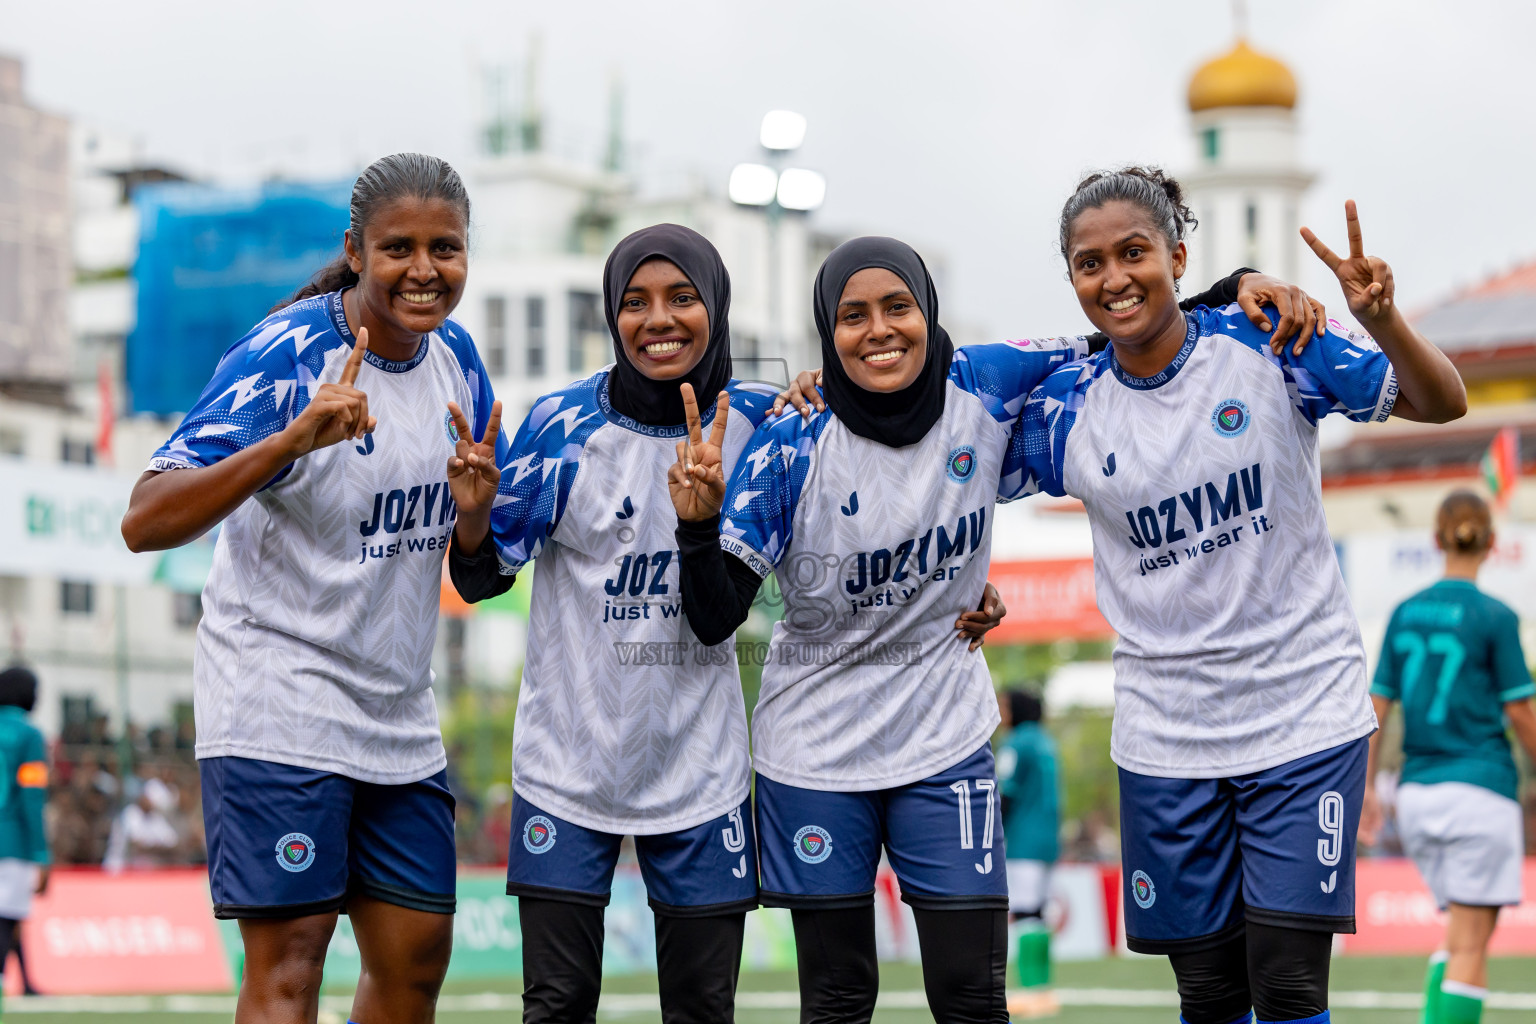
left=148, top=291, right=501, bottom=784
left=488, top=373, right=779, bottom=835
left=1013, top=305, right=1395, bottom=778
left=722, top=338, right=1088, bottom=792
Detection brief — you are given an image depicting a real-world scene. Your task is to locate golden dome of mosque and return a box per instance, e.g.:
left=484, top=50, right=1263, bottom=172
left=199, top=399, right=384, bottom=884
left=1187, top=40, right=1297, bottom=112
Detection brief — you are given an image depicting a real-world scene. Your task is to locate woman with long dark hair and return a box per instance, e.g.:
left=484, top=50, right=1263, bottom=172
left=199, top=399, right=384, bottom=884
left=122, top=153, right=502, bottom=1024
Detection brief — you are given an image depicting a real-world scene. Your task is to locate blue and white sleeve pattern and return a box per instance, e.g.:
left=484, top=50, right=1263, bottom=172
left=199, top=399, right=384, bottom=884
left=147, top=299, right=346, bottom=484
left=725, top=378, right=781, bottom=430
left=487, top=376, right=606, bottom=575
left=950, top=337, right=1091, bottom=425
left=1000, top=356, right=1101, bottom=501
left=719, top=409, right=833, bottom=580
left=1205, top=304, right=1397, bottom=424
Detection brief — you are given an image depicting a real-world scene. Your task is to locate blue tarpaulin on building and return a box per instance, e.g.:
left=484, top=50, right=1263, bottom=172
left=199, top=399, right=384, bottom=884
left=129, top=180, right=351, bottom=416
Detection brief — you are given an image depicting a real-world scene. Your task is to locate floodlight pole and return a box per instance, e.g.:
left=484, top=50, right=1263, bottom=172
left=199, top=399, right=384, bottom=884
left=764, top=146, right=785, bottom=362
left=733, top=112, right=820, bottom=370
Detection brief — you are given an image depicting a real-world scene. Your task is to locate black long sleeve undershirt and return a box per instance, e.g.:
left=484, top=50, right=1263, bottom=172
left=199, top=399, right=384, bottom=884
left=448, top=529, right=516, bottom=603
left=1184, top=267, right=1257, bottom=313
left=676, top=514, right=763, bottom=646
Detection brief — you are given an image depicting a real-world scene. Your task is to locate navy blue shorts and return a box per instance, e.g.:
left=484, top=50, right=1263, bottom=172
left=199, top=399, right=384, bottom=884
left=1118, top=737, right=1367, bottom=953
left=200, top=756, right=456, bottom=920
left=755, top=743, right=1008, bottom=911
left=505, top=794, right=758, bottom=917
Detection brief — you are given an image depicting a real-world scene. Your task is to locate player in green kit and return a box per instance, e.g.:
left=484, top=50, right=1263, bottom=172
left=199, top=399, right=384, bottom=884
left=1363, top=490, right=1536, bottom=1024
left=996, top=689, right=1060, bottom=1018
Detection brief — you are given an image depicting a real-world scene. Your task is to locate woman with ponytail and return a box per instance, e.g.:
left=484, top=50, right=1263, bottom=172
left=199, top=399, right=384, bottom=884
left=1366, top=490, right=1536, bottom=1024
left=122, top=153, right=503, bottom=1024
left=1015, top=166, right=1467, bottom=1024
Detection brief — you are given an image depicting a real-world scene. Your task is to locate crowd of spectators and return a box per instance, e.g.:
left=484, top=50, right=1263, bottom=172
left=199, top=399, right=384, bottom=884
left=45, top=714, right=521, bottom=868
left=47, top=713, right=203, bottom=868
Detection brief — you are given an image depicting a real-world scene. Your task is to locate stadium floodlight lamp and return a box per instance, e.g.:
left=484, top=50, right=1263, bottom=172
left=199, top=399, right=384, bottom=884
left=729, top=163, right=779, bottom=207
left=775, top=168, right=826, bottom=212
left=759, top=110, right=807, bottom=152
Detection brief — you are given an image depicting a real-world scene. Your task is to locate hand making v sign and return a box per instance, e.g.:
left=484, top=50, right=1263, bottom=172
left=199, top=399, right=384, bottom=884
left=669, top=383, right=730, bottom=522
left=1300, top=201, right=1466, bottom=423
left=446, top=398, right=504, bottom=553
left=447, top=399, right=504, bottom=514
left=1301, top=199, right=1395, bottom=325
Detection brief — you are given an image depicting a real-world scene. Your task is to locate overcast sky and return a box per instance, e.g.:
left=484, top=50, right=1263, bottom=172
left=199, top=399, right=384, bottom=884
left=6, top=0, right=1534, bottom=339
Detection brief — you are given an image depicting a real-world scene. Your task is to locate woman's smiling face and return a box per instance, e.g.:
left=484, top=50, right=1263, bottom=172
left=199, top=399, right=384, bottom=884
left=1066, top=199, right=1186, bottom=347
left=345, top=195, right=469, bottom=342
left=615, top=258, right=712, bottom=381
left=832, top=267, right=928, bottom=393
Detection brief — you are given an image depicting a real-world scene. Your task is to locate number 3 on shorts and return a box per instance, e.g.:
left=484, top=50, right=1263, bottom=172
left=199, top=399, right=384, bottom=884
left=1316, top=791, right=1344, bottom=867
left=721, top=807, right=746, bottom=853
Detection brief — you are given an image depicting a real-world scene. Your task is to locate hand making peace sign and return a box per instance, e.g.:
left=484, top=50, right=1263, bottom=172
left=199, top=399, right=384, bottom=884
left=446, top=399, right=504, bottom=516
left=283, top=326, right=377, bottom=456
left=1301, top=200, right=1395, bottom=326
left=669, top=383, right=731, bottom=522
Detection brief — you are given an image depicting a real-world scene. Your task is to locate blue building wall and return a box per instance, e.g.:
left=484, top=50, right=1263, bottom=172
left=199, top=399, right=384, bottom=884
left=129, top=180, right=351, bottom=416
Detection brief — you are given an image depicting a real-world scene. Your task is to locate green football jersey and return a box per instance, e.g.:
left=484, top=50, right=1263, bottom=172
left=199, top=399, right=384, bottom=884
left=997, top=722, right=1060, bottom=863
left=1372, top=579, right=1535, bottom=801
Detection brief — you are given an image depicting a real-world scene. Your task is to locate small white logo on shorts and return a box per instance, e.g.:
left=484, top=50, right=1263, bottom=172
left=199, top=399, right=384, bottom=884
left=523, top=815, right=557, bottom=855
left=793, top=825, right=833, bottom=864
left=276, top=832, right=317, bottom=873
left=1131, top=869, right=1156, bottom=909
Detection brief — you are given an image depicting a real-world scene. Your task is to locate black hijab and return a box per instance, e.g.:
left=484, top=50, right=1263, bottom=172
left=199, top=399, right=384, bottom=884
left=813, top=236, right=955, bottom=448
left=602, top=224, right=733, bottom=426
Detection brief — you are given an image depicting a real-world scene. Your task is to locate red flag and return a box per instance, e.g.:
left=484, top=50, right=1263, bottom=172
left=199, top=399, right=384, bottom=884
left=95, top=361, right=114, bottom=467
left=1480, top=426, right=1519, bottom=511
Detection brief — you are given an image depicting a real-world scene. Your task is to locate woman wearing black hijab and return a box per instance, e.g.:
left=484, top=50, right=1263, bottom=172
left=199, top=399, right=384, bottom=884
left=449, top=223, right=848, bottom=1021
left=669, top=237, right=1317, bottom=1022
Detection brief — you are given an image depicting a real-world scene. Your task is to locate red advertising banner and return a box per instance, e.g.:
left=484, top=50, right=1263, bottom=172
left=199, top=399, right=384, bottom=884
left=1343, top=858, right=1536, bottom=955
left=7, top=869, right=233, bottom=994
left=987, top=558, right=1113, bottom=643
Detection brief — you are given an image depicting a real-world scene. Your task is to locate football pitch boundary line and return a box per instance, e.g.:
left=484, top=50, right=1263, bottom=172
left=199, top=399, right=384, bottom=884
left=3, top=988, right=1535, bottom=1014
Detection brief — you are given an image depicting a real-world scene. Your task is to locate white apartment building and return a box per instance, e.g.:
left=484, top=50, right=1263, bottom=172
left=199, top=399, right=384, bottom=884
left=0, top=60, right=200, bottom=739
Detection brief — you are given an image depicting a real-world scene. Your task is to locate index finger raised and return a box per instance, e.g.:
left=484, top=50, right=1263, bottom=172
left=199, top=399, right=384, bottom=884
left=707, top=391, right=730, bottom=448
left=680, top=383, right=702, bottom=445
left=339, top=326, right=369, bottom=386
left=1299, top=227, right=1341, bottom=272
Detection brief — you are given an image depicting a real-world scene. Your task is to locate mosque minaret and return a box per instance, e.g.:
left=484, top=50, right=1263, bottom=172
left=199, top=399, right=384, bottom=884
left=1182, top=38, right=1315, bottom=292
